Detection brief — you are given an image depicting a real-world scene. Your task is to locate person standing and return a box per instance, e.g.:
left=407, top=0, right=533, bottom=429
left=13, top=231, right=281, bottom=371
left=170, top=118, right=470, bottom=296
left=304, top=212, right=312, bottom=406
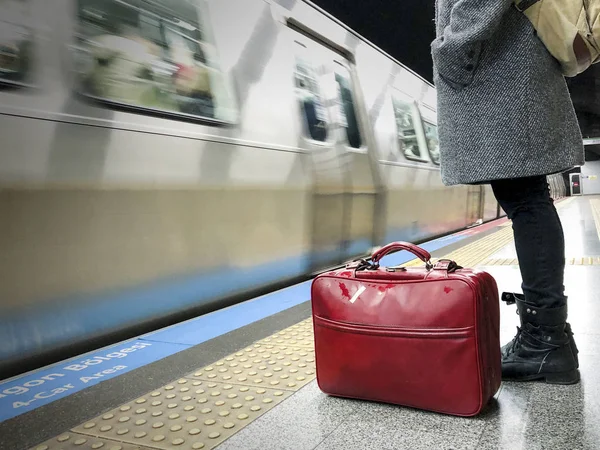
left=431, top=0, right=584, bottom=384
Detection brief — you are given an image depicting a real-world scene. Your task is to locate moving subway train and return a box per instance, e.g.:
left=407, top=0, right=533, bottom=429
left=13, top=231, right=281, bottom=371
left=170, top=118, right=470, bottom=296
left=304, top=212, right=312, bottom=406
left=0, top=0, right=567, bottom=378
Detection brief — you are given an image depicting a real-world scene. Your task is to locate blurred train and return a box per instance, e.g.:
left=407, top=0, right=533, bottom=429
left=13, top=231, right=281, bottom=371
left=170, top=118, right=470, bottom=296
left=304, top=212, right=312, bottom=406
left=0, top=0, right=568, bottom=379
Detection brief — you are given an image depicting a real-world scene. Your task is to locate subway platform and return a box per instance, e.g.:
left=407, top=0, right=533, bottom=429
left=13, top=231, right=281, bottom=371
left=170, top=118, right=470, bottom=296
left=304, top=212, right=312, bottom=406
left=2, top=195, right=600, bottom=450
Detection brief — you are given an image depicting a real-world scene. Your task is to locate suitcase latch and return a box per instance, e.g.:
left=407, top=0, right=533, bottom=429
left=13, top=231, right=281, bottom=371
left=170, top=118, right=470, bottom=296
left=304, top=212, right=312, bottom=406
left=349, top=258, right=379, bottom=271
left=386, top=267, right=407, bottom=272
left=433, top=259, right=461, bottom=273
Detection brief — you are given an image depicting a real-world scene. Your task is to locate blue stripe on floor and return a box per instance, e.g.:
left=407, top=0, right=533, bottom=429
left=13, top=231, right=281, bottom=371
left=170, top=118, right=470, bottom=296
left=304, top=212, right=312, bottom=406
left=139, top=281, right=312, bottom=346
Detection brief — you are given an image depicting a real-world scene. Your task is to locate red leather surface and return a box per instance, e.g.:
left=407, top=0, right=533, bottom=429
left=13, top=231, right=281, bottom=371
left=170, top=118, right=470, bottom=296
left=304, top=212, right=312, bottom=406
left=311, top=257, right=501, bottom=417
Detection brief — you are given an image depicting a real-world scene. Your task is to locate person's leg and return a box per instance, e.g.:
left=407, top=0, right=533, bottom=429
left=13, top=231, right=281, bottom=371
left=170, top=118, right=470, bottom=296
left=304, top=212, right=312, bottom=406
left=493, top=175, right=566, bottom=306
left=490, top=175, right=579, bottom=384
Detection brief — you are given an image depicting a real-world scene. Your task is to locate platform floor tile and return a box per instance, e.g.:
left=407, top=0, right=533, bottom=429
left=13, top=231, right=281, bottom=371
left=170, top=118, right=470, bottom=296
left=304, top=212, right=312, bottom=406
left=483, top=256, right=600, bottom=266
left=403, top=225, right=515, bottom=268
left=189, top=343, right=316, bottom=392
left=257, top=319, right=314, bottom=348
left=32, top=433, right=156, bottom=450
left=68, top=379, right=292, bottom=450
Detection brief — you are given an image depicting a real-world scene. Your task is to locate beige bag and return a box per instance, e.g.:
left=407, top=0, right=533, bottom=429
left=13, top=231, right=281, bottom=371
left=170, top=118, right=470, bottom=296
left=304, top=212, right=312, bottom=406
left=515, top=0, right=600, bottom=77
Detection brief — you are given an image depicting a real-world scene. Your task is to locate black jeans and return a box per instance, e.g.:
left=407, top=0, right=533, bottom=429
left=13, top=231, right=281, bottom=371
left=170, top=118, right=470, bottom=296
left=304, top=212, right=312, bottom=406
left=490, top=176, right=567, bottom=309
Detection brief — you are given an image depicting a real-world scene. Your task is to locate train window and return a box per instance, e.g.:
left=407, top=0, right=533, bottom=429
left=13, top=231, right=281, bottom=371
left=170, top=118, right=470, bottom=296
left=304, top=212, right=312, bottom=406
left=422, top=121, right=440, bottom=165
left=0, top=0, right=34, bottom=87
left=294, top=54, right=328, bottom=142
left=391, top=92, right=426, bottom=162
left=334, top=63, right=362, bottom=149
left=73, top=0, right=237, bottom=123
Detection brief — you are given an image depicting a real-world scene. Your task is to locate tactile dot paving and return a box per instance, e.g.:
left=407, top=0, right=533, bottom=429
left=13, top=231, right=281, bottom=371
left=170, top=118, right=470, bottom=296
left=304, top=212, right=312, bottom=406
left=30, top=432, right=155, bottom=450
left=72, top=379, right=292, bottom=450
left=257, top=319, right=314, bottom=347
left=482, top=256, right=600, bottom=266
left=190, top=342, right=316, bottom=391
left=403, top=225, right=516, bottom=268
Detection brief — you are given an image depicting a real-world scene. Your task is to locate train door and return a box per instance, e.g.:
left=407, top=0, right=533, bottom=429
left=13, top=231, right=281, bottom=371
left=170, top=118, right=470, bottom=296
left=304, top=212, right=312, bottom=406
left=466, top=185, right=484, bottom=226
left=287, top=23, right=378, bottom=270
left=330, top=58, right=380, bottom=263
left=481, top=184, right=499, bottom=222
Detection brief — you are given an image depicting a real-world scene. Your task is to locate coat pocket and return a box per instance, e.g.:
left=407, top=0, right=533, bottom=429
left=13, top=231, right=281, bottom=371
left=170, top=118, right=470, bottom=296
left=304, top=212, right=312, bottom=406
left=431, top=36, right=483, bottom=89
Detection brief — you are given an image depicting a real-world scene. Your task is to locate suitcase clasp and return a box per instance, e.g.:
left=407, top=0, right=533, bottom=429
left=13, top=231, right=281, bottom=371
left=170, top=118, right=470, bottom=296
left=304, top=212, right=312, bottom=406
left=433, top=259, right=461, bottom=273
left=348, top=258, right=379, bottom=271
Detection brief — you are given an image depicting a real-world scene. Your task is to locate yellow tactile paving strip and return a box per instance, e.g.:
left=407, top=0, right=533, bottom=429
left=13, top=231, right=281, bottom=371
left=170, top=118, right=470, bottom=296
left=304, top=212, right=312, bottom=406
left=403, top=196, right=579, bottom=268
left=482, top=257, right=519, bottom=266
left=190, top=343, right=316, bottom=391
left=257, top=322, right=315, bottom=348
left=483, top=198, right=599, bottom=266
left=33, top=320, right=316, bottom=450
left=32, top=436, right=155, bottom=450
left=483, top=256, right=600, bottom=266
left=72, top=380, right=293, bottom=450
left=403, top=225, right=516, bottom=268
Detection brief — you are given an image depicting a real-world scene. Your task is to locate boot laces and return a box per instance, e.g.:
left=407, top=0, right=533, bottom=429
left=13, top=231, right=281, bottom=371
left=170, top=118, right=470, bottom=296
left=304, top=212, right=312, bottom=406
left=505, top=326, right=524, bottom=356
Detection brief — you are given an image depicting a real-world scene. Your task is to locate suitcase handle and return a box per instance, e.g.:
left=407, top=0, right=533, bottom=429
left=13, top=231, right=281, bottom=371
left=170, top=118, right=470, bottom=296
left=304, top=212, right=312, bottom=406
left=371, top=242, right=432, bottom=267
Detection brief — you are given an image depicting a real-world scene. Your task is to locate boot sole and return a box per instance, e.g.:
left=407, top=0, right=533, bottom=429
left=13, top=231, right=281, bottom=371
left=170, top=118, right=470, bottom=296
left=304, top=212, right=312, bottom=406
left=502, top=369, right=581, bottom=385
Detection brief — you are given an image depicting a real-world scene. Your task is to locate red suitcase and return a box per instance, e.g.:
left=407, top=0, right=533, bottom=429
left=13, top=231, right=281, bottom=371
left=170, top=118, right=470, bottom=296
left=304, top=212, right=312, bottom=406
left=311, top=241, right=501, bottom=417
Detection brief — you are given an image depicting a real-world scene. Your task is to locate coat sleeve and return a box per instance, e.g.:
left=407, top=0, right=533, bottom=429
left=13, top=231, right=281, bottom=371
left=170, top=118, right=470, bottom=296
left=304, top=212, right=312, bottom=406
left=431, top=0, right=513, bottom=87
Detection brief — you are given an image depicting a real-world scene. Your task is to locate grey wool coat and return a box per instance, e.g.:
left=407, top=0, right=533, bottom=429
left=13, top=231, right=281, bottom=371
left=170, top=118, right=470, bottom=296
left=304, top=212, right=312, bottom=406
left=431, top=0, right=585, bottom=186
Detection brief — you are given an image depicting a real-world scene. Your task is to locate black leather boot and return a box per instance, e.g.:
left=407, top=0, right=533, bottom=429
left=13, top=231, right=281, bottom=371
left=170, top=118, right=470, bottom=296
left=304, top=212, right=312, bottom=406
left=500, top=293, right=580, bottom=384
left=501, top=292, right=579, bottom=368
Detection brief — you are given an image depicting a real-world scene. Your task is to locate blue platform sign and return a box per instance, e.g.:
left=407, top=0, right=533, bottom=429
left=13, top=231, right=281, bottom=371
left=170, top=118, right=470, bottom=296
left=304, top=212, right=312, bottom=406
left=0, top=340, right=187, bottom=423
